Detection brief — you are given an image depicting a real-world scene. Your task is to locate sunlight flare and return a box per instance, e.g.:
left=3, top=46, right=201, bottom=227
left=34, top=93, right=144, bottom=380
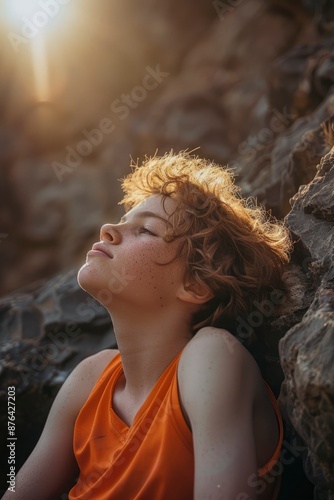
left=31, top=36, right=50, bottom=102
left=3, top=0, right=75, bottom=102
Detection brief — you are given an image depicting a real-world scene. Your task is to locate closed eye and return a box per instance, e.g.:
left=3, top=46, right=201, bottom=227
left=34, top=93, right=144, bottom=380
left=138, top=226, right=157, bottom=236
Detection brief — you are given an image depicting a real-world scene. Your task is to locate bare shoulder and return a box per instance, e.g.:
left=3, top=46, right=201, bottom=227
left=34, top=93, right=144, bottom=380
left=76, top=348, right=119, bottom=379
left=177, top=327, right=263, bottom=424
left=63, top=348, right=119, bottom=416
left=45, top=348, right=120, bottom=429
left=179, top=326, right=261, bottom=388
left=178, top=327, right=279, bottom=470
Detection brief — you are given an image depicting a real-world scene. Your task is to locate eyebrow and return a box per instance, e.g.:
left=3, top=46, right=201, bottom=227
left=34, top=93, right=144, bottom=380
left=120, top=211, right=168, bottom=223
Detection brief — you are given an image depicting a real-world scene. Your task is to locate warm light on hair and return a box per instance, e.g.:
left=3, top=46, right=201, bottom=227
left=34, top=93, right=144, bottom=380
left=121, top=151, right=292, bottom=333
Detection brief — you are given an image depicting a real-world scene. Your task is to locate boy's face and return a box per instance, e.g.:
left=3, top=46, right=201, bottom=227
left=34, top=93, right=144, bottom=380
left=78, top=195, right=187, bottom=311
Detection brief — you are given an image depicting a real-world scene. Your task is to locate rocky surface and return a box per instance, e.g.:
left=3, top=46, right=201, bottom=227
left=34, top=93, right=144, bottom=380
left=279, top=128, right=334, bottom=499
left=1, top=0, right=334, bottom=498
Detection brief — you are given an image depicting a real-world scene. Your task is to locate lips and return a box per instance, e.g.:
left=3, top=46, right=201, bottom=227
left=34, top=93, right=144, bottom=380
left=89, top=242, right=113, bottom=258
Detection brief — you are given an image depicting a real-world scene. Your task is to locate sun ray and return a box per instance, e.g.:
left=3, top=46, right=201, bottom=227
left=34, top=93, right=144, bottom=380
left=31, top=35, right=50, bottom=102
left=4, top=0, right=42, bottom=27
left=2, top=0, right=78, bottom=102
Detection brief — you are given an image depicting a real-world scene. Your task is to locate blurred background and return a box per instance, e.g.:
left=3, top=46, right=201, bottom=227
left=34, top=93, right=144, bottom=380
left=1, top=0, right=334, bottom=498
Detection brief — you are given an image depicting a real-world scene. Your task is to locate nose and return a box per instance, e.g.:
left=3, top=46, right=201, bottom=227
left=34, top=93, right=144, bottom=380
left=100, top=223, right=121, bottom=244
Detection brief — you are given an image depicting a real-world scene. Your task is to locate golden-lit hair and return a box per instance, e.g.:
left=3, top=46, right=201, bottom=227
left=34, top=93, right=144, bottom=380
left=120, top=151, right=292, bottom=333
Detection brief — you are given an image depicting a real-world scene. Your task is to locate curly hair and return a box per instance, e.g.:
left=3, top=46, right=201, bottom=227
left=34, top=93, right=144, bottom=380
left=120, top=151, right=292, bottom=335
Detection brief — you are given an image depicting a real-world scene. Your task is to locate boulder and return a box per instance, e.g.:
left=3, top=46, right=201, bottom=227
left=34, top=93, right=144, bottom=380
left=235, top=40, right=334, bottom=217
left=279, top=124, right=334, bottom=499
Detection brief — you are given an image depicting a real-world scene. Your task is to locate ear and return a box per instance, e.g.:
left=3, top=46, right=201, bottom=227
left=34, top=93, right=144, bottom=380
left=177, top=282, right=214, bottom=305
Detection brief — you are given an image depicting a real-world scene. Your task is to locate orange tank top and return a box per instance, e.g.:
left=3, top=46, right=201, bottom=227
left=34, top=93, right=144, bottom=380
left=69, top=352, right=283, bottom=500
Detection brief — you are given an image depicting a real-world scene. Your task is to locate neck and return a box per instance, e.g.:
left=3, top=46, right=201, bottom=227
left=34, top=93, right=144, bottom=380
left=108, top=303, right=193, bottom=398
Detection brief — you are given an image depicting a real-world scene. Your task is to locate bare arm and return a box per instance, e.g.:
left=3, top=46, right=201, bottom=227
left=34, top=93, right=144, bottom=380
left=178, top=328, right=261, bottom=500
left=2, top=349, right=117, bottom=500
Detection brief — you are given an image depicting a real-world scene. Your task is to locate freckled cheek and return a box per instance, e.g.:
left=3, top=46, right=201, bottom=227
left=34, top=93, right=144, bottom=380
left=116, top=242, right=180, bottom=286
left=121, top=250, right=156, bottom=282
left=126, top=257, right=172, bottom=289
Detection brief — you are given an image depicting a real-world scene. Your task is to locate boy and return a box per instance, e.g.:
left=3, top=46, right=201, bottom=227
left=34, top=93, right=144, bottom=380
left=4, top=152, right=291, bottom=499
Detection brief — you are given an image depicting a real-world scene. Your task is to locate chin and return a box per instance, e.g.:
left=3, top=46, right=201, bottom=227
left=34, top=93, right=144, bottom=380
left=77, top=263, right=113, bottom=307
left=77, top=263, right=98, bottom=294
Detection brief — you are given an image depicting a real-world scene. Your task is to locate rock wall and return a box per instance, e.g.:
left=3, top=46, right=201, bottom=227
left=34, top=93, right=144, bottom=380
left=1, top=0, right=334, bottom=498
left=279, top=123, right=334, bottom=499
